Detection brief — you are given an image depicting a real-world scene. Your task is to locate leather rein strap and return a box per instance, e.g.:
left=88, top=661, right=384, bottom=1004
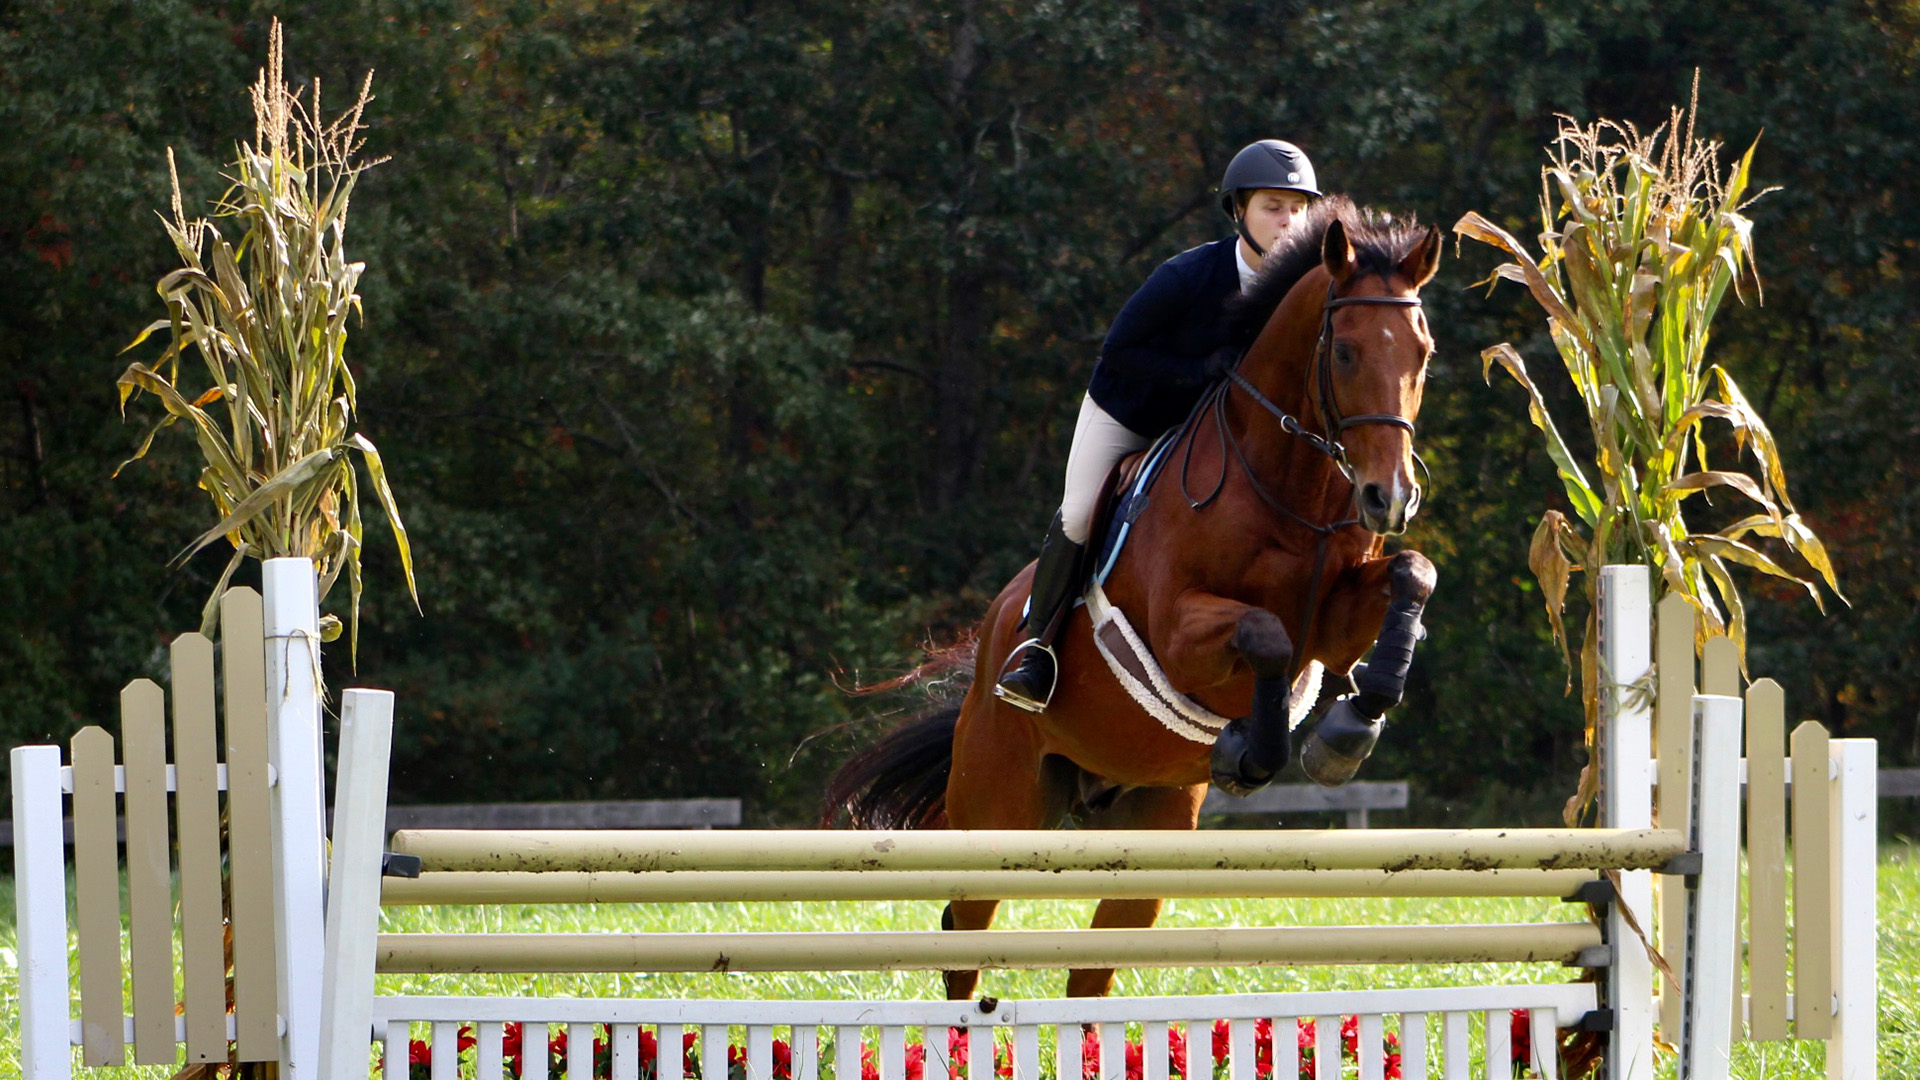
left=1177, top=278, right=1424, bottom=681
left=1183, top=279, right=1424, bottom=514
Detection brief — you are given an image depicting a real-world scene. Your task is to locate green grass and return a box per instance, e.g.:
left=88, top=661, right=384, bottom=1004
left=3, top=845, right=1914, bottom=1079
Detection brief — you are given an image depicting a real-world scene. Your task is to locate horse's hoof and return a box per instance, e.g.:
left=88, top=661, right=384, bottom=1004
left=1209, top=718, right=1277, bottom=797
left=1301, top=697, right=1381, bottom=787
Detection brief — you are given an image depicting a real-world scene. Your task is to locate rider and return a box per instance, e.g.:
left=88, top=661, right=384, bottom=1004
left=993, top=139, right=1324, bottom=713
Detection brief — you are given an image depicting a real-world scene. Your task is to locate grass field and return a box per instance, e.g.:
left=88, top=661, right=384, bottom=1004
left=3, top=844, right=1914, bottom=1079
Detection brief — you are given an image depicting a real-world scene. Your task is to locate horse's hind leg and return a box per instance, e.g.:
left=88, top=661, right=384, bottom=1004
left=1065, top=782, right=1207, bottom=998
left=942, top=693, right=1074, bottom=1000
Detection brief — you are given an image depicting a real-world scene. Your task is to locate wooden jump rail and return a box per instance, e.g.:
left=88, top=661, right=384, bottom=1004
left=385, top=825, right=1689, bottom=873
left=375, top=827, right=1676, bottom=976
left=376, top=828, right=1672, bottom=975
left=381, top=866, right=1603, bottom=903
left=377, top=923, right=1610, bottom=974
left=9, top=562, right=1882, bottom=1080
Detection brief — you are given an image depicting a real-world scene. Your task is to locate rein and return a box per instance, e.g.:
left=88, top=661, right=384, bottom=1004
left=1177, top=278, right=1425, bottom=678
left=1181, top=279, right=1424, bottom=516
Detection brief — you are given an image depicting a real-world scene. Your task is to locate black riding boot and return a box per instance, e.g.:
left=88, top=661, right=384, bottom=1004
left=993, top=513, right=1086, bottom=713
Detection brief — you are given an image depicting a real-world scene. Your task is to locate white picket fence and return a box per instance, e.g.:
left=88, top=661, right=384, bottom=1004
left=368, top=987, right=1594, bottom=1080
left=9, top=562, right=1881, bottom=1080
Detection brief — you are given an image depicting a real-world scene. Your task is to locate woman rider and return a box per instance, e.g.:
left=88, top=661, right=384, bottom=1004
left=994, top=139, right=1324, bottom=712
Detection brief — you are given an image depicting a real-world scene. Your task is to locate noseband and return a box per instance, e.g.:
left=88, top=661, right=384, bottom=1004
left=1242, top=279, right=1423, bottom=487
left=1181, top=277, right=1425, bottom=524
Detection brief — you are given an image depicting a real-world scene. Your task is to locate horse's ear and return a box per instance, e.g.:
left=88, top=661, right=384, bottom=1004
left=1322, top=218, right=1356, bottom=282
left=1398, top=225, right=1444, bottom=288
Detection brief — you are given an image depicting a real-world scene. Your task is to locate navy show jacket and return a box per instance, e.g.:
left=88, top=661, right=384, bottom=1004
left=1090, top=236, right=1252, bottom=437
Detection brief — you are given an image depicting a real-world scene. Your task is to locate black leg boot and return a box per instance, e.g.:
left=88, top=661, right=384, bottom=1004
left=993, top=513, right=1086, bottom=713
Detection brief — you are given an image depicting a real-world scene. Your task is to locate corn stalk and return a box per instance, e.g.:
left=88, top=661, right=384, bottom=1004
left=116, top=21, right=416, bottom=665
left=1453, top=84, right=1840, bottom=822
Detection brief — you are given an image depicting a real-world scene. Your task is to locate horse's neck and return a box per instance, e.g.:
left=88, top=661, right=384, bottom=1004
left=1228, top=268, right=1348, bottom=518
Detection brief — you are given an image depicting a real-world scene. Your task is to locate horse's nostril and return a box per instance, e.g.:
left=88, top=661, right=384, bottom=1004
left=1361, top=484, right=1389, bottom=517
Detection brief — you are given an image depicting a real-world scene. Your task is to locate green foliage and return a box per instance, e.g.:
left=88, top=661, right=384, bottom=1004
left=3, top=1, right=1917, bottom=819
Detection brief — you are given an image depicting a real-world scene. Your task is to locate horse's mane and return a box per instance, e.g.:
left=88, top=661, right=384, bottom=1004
left=1222, top=195, right=1432, bottom=343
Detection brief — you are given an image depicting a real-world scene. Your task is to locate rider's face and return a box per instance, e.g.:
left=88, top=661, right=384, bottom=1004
left=1239, top=189, right=1312, bottom=256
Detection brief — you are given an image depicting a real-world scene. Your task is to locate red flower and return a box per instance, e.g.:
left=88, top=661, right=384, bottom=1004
left=859, top=1038, right=927, bottom=1080
left=458, top=1025, right=478, bottom=1054
left=1076, top=1027, right=1145, bottom=1080
left=947, top=1027, right=969, bottom=1080
left=1078, top=1027, right=1099, bottom=1080
left=1208, top=1018, right=1276, bottom=1079
left=1511, top=1010, right=1532, bottom=1072
left=408, top=1038, right=432, bottom=1067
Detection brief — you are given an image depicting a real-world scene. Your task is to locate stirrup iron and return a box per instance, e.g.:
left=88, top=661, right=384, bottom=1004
left=993, top=638, right=1060, bottom=713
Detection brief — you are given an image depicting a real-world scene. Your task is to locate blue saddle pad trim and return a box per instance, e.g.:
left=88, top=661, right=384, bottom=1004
left=1091, top=428, right=1183, bottom=588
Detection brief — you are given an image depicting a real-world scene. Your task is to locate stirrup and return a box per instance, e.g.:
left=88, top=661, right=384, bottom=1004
left=992, top=638, right=1059, bottom=714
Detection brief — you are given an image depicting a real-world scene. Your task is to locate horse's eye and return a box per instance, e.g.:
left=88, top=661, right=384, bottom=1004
left=1333, top=343, right=1356, bottom=366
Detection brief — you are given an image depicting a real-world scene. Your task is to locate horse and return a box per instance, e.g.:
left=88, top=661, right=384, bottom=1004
left=822, top=197, right=1443, bottom=1000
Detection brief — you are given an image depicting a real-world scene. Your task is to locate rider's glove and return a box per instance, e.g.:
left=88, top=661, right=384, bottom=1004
left=1202, top=345, right=1242, bottom=382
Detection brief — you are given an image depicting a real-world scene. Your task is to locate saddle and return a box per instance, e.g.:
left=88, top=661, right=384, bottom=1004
left=1085, top=427, right=1182, bottom=589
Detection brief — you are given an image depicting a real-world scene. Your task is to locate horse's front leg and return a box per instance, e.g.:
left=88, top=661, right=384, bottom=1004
left=1155, top=591, right=1296, bottom=797
left=1301, top=550, right=1437, bottom=786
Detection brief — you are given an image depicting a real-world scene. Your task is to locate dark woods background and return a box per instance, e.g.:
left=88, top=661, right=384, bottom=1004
left=3, top=1, right=1915, bottom=828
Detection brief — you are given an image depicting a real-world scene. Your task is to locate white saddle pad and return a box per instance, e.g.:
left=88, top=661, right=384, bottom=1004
left=1083, top=581, right=1322, bottom=745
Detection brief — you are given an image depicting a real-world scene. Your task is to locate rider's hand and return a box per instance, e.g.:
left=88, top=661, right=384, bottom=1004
left=1203, top=346, right=1241, bottom=381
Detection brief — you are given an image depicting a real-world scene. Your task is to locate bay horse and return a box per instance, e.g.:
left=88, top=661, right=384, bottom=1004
left=823, top=198, right=1443, bottom=1000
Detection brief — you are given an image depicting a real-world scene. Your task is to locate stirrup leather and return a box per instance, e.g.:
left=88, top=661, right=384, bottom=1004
left=993, top=637, right=1059, bottom=713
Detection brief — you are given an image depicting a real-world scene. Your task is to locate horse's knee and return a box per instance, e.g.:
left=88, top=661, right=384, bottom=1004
left=1355, top=554, right=1433, bottom=717
left=1389, top=550, right=1436, bottom=605
left=1230, top=608, right=1292, bottom=679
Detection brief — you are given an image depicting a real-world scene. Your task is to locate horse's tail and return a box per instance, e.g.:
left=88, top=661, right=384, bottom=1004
left=818, top=638, right=976, bottom=830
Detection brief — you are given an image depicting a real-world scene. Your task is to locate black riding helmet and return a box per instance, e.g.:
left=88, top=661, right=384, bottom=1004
left=1219, top=140, right=1321, bottom=257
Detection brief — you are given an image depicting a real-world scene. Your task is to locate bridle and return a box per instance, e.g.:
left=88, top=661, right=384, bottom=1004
left=1305, top=285, right=1424, bottom=483
left=1176, top=276, right=1427, bottom=679
left=1182, top=277, right=1426, bottom=520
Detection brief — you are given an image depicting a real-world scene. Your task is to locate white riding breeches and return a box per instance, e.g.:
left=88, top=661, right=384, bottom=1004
left=1059, top=394, right=1152, bottom=545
